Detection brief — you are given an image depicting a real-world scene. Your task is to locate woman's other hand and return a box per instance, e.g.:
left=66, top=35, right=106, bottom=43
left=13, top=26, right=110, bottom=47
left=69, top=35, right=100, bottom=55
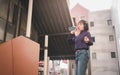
left=84, top=36, right=89, bottom=43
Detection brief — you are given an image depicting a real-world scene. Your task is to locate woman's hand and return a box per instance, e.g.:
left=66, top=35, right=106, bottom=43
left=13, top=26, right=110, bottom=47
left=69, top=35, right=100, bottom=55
left=70, top=30, right=80, bottom=36
left=70, top=26, right=81, bottom=36
left=70, top=30, right=75, bottom=34
left=84, top=36, right=89, bottom=43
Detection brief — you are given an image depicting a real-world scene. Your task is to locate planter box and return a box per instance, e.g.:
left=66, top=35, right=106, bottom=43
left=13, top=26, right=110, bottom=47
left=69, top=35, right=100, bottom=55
left=0, top=36, right=40, bottom=75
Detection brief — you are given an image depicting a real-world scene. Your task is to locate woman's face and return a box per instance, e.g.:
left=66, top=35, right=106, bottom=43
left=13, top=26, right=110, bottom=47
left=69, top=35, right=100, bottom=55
left=76, top=23, right=84, bottom=31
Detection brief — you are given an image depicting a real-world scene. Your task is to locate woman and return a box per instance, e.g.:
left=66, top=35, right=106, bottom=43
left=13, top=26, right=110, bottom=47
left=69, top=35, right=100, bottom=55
left=68, top=20, right=93, bottom=75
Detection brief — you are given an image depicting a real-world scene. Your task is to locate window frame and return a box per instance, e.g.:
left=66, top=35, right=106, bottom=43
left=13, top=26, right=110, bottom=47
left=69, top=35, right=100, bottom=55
left=92, top=52, right=97, bottom=59
left=90, top=21, right=94, bottom=27
left=109, top=35, right=114, bottom=41
left=107, top=19, right=112, bottom=25
left=92, top=37, right=95, bottom=42
left=111, top=52, right=116, bottom=58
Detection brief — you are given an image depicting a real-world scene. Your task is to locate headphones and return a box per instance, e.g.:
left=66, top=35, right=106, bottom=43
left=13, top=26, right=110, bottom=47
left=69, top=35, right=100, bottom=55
left=82, top=20, right=89, bottom=31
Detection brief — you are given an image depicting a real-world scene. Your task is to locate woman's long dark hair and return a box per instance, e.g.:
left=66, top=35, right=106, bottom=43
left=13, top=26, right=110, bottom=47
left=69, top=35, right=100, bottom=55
left=78, top=20, right=89, bottom=31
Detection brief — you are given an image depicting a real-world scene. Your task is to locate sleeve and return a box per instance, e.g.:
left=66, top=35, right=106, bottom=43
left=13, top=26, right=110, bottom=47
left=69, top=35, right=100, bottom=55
left=68, top=34, right=75, bottom=45
left=86, top=32, right=93, bottom=46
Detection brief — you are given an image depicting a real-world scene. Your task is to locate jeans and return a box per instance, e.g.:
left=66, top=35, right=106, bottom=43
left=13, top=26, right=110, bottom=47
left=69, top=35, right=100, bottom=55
left=75, top=50, right=89, bottom=75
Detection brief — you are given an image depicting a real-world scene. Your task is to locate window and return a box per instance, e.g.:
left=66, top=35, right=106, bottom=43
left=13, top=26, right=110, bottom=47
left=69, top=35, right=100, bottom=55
left=92, top=52, right=96, bottom=59
left=81, top=16, right=85, bottom=20
left=72, top=17, right=76, bottom=26
left=73, top=17, right=76, bottom=22
left=90, top=21, right=94, bottom=27
left=92, top=37, right=95, bottom=42
left=107, top=19, right=112, bottom=25
left=109, top=35, right=114, bottom=41
left=111, top=52, right=116, bottom=58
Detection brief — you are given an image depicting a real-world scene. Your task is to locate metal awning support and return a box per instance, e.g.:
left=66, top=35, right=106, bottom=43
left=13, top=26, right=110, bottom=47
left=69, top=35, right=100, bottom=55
left=39, top=32, right=70, bottom=37
left=26, top=0, right=33, bottom=37
left=44, top=35, right=49, bottom=75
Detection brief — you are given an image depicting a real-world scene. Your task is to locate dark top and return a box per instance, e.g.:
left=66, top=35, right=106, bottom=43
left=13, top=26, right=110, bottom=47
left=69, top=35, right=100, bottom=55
left=68, top=31, right=93, bottom=50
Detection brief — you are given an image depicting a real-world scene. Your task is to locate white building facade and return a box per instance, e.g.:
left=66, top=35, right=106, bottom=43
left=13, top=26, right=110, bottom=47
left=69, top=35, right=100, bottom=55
left=89, top=10, right=119, bottom=75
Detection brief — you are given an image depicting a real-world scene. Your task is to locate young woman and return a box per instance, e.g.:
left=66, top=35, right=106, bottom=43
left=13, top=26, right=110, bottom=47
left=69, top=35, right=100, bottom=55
left=68, top=20, right=93, bottom=75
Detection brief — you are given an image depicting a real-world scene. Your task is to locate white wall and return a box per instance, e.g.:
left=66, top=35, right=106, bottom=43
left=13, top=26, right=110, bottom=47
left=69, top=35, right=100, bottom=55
left=111, top=0, right=120, bottom=71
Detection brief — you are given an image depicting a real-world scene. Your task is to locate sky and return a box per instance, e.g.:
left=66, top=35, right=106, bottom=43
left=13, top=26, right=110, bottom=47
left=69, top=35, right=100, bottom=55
left=70, top=0, right=113, bottom=11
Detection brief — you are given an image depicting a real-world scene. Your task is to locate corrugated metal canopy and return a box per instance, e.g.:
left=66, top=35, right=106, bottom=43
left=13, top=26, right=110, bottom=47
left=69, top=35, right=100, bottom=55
left=22, top=0, right=75, bottom=60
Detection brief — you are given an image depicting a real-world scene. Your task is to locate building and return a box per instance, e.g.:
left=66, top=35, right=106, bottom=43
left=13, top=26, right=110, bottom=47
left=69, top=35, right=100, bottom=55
left=89, top=10, right=119, bottom=75
left=70, top=3, right=89, bottom=25
left=111, top=0, right=120, bottom=71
